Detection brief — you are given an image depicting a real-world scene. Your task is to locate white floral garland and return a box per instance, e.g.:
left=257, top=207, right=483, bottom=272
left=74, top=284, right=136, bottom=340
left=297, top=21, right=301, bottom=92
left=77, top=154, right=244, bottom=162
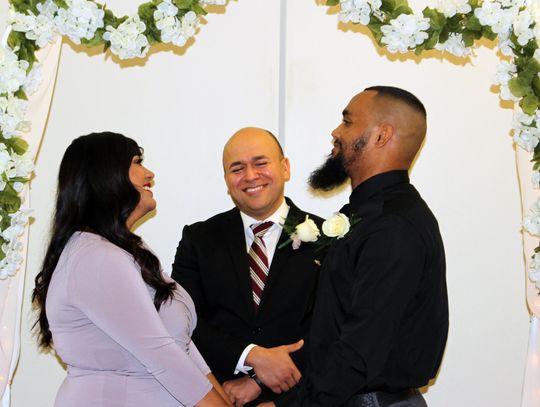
left=2, top=0, right=540, bottom=284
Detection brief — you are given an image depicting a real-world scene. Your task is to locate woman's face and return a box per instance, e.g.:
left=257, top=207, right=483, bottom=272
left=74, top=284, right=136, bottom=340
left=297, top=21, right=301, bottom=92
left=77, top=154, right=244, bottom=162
left=126, top=155, right=156, bottom=228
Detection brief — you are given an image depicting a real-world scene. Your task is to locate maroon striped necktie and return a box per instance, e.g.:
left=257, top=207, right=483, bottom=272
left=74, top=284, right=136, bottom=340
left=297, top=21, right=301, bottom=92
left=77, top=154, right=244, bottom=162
left=249, top=221, right=273, bottom=311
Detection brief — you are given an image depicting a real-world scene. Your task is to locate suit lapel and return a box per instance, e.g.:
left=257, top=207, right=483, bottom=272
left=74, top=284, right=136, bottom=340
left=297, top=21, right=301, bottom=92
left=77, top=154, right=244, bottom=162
left=223, top=209, right=255, bottom=319
left=258, top=199, right=304, bottom=314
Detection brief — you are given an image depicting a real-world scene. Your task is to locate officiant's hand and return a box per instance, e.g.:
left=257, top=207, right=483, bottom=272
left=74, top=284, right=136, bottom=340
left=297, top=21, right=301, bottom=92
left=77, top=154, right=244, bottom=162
left=245, top=340, right=303, bottom=394
left=257, top=403, right=275, bottom=407
left=223, top=376, right=261, bottom=406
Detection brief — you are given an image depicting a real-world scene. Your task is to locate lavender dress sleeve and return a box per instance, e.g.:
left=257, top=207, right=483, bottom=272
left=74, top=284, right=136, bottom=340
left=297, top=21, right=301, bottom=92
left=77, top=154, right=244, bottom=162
left=67, top=241, right=212, bottom=406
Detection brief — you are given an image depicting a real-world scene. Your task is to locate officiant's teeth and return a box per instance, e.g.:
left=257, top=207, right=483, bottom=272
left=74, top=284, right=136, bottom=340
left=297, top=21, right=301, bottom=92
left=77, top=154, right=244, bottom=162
left=245, top=186, right=263, bottom=193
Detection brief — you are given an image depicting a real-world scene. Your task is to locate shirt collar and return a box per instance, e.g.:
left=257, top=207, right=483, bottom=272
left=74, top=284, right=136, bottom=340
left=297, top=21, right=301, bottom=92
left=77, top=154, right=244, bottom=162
left=349, top=170, right=409, bottom=213
left=240, top=199, right=289, bottom=234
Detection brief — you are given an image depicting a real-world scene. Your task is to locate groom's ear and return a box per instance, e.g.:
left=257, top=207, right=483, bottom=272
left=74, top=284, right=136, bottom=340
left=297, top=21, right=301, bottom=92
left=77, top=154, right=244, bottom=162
left=374, top=124, right=394, bottom=148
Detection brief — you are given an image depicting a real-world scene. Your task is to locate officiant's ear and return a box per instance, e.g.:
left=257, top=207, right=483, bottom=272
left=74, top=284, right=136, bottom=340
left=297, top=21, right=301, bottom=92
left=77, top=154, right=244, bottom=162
left=281, top=157, right=291, bottom=181
left=374, top=124, right=394, bottom=148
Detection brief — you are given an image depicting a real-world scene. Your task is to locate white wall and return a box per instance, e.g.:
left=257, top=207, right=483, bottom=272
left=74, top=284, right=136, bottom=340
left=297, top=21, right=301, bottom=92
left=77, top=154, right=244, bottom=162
left=8, top=1, right=529, bottom=406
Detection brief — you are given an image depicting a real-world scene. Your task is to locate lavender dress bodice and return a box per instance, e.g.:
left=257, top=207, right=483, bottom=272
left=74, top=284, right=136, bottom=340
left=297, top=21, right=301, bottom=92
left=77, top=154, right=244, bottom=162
left=46, top=232, right=212, bottom=406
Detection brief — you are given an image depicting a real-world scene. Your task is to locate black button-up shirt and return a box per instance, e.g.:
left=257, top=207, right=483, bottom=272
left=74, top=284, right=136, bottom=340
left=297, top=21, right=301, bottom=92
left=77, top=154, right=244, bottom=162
left=277, top=170, right=448, bottom=407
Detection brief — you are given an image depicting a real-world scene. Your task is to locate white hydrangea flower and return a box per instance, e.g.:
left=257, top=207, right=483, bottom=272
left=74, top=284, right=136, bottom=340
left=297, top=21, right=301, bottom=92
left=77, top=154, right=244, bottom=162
left=10, top=1, right=59, bottom=47
left=513, top=108, right=535, bottom=127
left=23, top=63, right=43, bottom=96
left=497, top=38, right=514, bottom=56
left=380, top=14, right=430, bottom=54
left=436, top=0, right=471, bottom=18
left=180, top=11, right=199, bottom=40
left=0, top=47, right=29, bottom=94
left=38, top=0, right=60, bottom=18
left=513, top=10, right=534, bottom=46
left=474, top=1, right=514, bottom=35
left=13, top=182, right=24, bottom=193
left=524, top=199, right=540, bottom=236
left=0, top=95, right=29, bottom=138
left=9, top=9, right=37, bottom=33
left=0, top=209, right=31, bottom=279
left=493, top=60, right=516, bottom=86
left=532, top=171, right=540, bottom=188
left=9, top=152, right=34, bottom=178
left=435, top=33, right=471, bottom=57
left=339, top=0, right=382, bottom=25
left=103, top=15, right=149, bottom=60
left=154, top=1, right=182, bottom=43
left=54, top=0, right=105, bottom=44
left=530, top=253, right=540, bottom=289
left=499, top=83, right=519, bottom=101
left=9, top=209, right=32, bottom=228
left=0, top=145, right=12, bottom=174
left=513, top=125, right=540, bottom=151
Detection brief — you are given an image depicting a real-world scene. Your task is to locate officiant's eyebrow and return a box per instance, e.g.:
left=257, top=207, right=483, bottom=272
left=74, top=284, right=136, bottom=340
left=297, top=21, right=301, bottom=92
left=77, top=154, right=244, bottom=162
left=228, top=155, right=268, bottom=169
left=342, top=109, right=350, bottom=117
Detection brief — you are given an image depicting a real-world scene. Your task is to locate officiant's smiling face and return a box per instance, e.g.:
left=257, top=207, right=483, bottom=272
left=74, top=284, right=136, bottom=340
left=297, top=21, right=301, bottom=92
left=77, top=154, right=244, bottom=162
left=223, top=128, right=290, bottom=220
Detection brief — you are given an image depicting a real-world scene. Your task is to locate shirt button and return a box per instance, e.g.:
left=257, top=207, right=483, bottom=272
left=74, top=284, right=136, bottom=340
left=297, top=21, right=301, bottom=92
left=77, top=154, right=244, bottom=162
left=253, top=327, right=262, bottom=335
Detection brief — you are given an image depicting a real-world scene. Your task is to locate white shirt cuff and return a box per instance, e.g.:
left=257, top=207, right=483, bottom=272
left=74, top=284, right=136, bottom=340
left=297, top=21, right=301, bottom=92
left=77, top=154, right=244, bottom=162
left=234, top=344, right=257, bottom=374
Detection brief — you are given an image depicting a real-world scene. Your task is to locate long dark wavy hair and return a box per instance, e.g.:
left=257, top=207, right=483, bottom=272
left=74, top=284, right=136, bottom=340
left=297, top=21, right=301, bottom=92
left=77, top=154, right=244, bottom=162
left=32, top=132, right=175, bottom=349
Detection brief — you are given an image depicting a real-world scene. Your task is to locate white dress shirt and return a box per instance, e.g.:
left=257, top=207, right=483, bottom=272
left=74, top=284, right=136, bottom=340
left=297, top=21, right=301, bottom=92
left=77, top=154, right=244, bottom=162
left=234, top=199, right=290, bottom=374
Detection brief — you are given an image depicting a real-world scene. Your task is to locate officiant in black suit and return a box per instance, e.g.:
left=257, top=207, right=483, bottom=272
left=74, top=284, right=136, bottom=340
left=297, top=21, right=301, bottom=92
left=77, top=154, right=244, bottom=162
left=172, top=127, right=323, bottom=406
left=263, top=86, right=448, bottom=407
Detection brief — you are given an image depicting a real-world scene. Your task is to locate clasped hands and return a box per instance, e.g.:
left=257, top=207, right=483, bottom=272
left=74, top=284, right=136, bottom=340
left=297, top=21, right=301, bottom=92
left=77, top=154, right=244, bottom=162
left=222, top=339, right=303, bottom=407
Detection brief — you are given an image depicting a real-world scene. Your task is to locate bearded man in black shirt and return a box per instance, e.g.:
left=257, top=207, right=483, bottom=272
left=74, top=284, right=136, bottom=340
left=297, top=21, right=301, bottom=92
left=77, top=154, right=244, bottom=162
left=260, top=86, right=448, bottom=407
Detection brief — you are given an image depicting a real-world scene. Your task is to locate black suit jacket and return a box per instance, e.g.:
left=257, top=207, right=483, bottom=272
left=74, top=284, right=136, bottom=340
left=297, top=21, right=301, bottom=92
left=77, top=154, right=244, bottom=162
left=171, top=198, right=323, bottom=387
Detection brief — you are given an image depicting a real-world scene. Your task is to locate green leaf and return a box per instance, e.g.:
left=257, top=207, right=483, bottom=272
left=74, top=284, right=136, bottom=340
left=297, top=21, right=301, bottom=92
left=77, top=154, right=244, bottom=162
left=7, top=31, right=24, bottom=51
left=174, top=0, right=194, bottom=10
left=423, top=7, right=446, bottom=31
left=326, top=0, right=339, bottom=5
left=508, top=76, right=532, bottom=97
left=422, top=30, right=440, bottom=50
left=9, top=137, right=29, bottom=155
left=0, top=189, right=21, bottom=214
left=465, top=15, right=482, bottom=31
left=368, top=21, right=384, bottom=42
left=481, top=26, right=497, bottom=41
left=392, top=4, right=413, bottom=17
left=462, top=30, right=476, bottom=47
left=80, top=30, right=105, bottom=47
left=532, top=76, right=540, bottom=99
left=52, top=0, right=69, bottom=9
left=439, top=26, right=450, bottom=44
left=14, top=88, right=27, bottom=101
left=520, top=94, right=540, bottom=116
left=192, top=3, right=207, bottom=15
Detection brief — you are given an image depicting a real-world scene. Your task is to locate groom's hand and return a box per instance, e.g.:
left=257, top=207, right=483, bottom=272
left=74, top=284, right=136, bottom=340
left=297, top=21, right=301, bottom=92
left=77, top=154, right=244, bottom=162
left=245, top=340, right=304, bottom=394
left=223, top=376, right=261, bottom=407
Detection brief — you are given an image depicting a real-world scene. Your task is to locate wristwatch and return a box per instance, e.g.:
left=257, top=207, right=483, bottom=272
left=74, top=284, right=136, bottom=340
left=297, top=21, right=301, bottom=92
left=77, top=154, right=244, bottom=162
left=248, top=370, right=265, bottom=390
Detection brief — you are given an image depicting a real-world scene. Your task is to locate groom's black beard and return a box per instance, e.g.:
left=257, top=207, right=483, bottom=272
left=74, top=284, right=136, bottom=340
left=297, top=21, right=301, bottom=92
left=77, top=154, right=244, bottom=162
left=308, top=153, right=349, bottom=191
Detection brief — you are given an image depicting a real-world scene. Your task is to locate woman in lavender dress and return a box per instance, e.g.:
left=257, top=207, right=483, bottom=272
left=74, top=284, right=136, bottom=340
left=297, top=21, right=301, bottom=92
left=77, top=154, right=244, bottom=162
left=32, top=132, right=231, bottom=407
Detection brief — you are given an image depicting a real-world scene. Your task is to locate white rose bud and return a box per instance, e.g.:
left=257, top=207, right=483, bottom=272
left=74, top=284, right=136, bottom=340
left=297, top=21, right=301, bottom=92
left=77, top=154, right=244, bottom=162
left=322, top=213, right=351, bottom=239
left=294, top=215, right=320, bottom=242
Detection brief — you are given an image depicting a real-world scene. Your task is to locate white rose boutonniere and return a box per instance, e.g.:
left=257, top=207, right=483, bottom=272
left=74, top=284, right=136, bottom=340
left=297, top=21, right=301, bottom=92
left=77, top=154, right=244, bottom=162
left=322, top=213, right=350, bottom=239
left=279, top=212, right=359, bottom=250
left=291, top=215, right=320, bottom=249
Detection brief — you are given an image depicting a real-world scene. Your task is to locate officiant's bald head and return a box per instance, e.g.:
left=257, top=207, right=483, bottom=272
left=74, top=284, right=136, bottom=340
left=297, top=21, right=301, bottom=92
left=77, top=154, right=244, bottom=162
left=222, top=127, right=290, bottom=220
